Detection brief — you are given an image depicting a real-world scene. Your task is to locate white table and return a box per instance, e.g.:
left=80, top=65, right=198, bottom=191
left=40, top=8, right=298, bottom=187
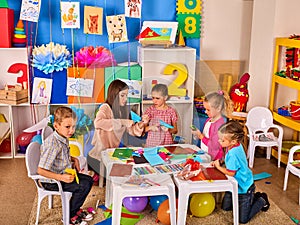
left=173, top=169, right=239, bottom=225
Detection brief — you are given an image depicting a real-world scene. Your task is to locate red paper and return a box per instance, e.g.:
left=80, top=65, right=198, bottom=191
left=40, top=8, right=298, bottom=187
left=190, top=167, right=227, bottom=181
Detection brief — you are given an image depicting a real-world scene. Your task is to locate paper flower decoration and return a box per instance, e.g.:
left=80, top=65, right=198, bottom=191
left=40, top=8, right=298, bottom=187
left=32, top=42, right=72, bottom=74
left=74, top=46, right=117, bottom=68
left=70, top=106, right=94, bottom=138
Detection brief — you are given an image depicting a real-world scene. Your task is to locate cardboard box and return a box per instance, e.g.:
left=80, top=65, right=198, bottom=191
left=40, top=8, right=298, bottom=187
left=68, top=67, right=105, bottom=104
left=0, top=88, right=28, bottom=104
left=0, top=8, right=14, bottom=48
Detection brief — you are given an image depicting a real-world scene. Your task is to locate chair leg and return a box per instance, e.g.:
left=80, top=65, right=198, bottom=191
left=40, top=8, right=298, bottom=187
left=61, top=194, right=71, bottom=225
left=283, top=168, right=289, bottom=191
left=48, top=195, right=53, bottom=209
left=36, top=196, right=43, bottom=225
left=277, top=146, right=282, bottom=168
left=99, top=161, right=105, bottom=188
left=266, top=146, right=271, bottom=160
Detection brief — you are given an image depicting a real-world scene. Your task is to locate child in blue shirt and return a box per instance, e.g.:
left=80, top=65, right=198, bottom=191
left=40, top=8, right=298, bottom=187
left=211, top=120, right=270, bottom=224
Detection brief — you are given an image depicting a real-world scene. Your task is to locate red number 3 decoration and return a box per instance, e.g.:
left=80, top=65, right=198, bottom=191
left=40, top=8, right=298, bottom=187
left=7, top=63, right=28, bottom=84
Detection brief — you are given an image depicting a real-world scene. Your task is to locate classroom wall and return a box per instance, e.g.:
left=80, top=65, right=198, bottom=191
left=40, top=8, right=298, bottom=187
left=7, top=0, right=200, bottom=62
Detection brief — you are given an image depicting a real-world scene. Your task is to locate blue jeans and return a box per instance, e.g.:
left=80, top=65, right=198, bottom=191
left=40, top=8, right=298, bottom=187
left=222, top=183, right=265, bottom=224
left=42, top=173, right=94, bottom=218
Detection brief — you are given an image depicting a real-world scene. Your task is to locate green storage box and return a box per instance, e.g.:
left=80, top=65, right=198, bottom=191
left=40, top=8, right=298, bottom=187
left=104, top=64, right=142, bottom=103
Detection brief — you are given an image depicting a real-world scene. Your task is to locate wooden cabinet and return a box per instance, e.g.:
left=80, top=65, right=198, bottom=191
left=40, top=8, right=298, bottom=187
left=269, top=37, right=300, bottom=140
left=138, top=46, right=196, bottom=143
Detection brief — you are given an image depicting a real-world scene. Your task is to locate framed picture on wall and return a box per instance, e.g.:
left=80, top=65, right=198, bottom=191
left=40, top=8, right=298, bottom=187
left=138, top=21, right=178, bottom=45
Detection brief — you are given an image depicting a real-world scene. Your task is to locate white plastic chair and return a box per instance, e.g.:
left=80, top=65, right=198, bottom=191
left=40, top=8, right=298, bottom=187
left=283, top=145, right=300, bottom=205
left=41, top=125, right=54, bottom=143
left=246, top=106, right=283, bottom=168
left=25, top=142, right=72, bottom=225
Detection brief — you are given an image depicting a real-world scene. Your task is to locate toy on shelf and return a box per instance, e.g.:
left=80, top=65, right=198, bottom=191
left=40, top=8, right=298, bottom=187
left=229, top=72, right=250, bottom=112
left=12, top=20, right=27, bottom=48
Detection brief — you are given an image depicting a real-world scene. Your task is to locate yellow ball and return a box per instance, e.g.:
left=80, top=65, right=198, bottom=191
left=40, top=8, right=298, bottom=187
left=189, top=193, right=215, bottom=217
left=69, top=144, right=80, bottom=157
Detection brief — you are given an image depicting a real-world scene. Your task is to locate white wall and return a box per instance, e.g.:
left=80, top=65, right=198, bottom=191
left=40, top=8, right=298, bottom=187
left=201, top=0, right=253, bottom=61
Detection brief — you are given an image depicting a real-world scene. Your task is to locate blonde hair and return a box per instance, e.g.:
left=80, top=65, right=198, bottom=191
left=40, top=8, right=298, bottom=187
left=204, top=90, right=233, bottom=117
left=54, top=106, right=77, bottom=125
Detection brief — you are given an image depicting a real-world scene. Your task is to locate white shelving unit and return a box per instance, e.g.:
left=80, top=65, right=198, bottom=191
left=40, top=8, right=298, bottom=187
left=138, top=46, right=196, bottom=143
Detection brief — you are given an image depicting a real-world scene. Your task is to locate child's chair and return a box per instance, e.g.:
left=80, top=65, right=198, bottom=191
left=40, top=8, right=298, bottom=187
left=283, top=145, right=300, bottom=205
left=246, top=106, right=283, bottom=168
left=25, top=142, right=72, bottom=225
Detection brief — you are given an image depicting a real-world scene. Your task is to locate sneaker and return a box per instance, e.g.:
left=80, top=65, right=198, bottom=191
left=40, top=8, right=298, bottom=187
left=76, top=208, right=93, bottom=221
left=70, top=215, right=88, bottom=225
left=253, top=192, right=262, bottom=202
left=260, top=192, right=270, bottom=212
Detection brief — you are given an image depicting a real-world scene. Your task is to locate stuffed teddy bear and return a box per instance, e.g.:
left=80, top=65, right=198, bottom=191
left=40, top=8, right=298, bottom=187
left=229, top=73, right=250, bottom=112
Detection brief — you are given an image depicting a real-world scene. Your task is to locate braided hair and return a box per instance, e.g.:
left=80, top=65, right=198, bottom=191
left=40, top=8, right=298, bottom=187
left=218, top=120, right=244, bottom=143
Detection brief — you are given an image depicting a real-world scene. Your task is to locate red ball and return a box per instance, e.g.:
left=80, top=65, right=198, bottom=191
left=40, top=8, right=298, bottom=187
left=16, top=132, right=36, bottom=146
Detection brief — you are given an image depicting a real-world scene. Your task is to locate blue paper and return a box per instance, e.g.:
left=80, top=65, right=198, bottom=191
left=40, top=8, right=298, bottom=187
left=159, top=120, right=174, bottom=129
left=143, top=147, right=165, bottom=166
left=253, top=172, right=272, bottom=181
left=94, top=217, right=112, bottom=225
left=130, top=111, right=141, bottom=122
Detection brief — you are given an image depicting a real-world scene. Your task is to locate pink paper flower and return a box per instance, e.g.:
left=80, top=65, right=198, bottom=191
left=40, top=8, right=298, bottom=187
left=74, top=46, right=117, bottom=68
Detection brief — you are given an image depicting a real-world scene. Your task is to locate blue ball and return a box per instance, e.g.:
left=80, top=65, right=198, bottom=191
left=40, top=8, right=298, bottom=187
left=31, top=134, right=42, bottom=145
left=149, top=195, right=168, bottom=211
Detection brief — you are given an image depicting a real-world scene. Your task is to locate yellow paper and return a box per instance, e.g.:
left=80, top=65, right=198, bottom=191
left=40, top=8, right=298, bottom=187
left=65, top=168, right=79, bottom=184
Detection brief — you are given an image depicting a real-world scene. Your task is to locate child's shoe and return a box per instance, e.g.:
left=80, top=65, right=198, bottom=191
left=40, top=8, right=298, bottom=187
left=260, top=192, right=270, bottom=212
left=76, top=208, right=93, bottom=221
left=70, top=215, right=88, bottom=225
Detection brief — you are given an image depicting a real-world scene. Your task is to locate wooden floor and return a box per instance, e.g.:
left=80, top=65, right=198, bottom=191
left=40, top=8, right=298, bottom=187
left=1, top=150, right=300, bottom=225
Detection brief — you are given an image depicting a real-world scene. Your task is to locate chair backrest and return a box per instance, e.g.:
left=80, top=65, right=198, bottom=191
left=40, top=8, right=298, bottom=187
left=246, top=106, right=274, bottom=132
left=41, top=126, right=54, bottom=143
left=25, top=142, right=41, bottom=178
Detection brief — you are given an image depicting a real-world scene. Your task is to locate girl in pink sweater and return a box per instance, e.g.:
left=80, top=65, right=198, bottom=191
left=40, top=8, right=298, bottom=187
left=192, top=90, right=233, bottom=160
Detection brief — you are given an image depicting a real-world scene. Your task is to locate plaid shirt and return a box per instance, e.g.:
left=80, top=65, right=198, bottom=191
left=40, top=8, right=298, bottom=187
left=144, top=105, right=178, bottom=147
left=38, top=131, right=72, bottom=183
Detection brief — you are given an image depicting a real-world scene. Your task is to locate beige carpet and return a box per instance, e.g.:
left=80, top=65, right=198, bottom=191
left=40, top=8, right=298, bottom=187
left=27, top=186, right=294, bottom=225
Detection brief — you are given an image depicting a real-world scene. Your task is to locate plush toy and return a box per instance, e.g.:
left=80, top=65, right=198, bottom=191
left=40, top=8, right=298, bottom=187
left=229, top=73, right=250, bottom=112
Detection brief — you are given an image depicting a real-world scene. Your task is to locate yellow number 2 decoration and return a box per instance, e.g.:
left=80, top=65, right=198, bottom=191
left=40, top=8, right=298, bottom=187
left=163, top=63, right=188, bottom=96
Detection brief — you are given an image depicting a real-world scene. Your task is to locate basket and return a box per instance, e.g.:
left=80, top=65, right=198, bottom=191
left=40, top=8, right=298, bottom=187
left=290, top=101, right=300, bottom=120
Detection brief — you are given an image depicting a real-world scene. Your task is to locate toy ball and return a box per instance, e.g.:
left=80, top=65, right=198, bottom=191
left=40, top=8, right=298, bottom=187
left=189, top=193, right=215, bottom=218
left=149, top=195, right=168, bottom=211
left=30, top=134, right=42, bottom=145
left=16, top=132, right=36, bottom=146
left=0, top=138, right=11, bottom=153
left=70, top=143, right=81, bottom=157
left=122, top=196, right=148, bottom=213
left=157, top=199, right=178, bottom=225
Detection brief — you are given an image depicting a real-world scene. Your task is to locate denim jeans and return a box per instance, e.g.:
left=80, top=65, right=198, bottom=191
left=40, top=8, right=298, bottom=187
left=222, top=183, right=265, bottom=224
left=41, top=173, right=94, bottom=218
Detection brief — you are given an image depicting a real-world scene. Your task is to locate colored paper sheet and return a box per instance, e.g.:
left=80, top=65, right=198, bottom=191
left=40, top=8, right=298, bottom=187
left=253, top=172, right=272, bottom=181
left=143, top=147, right=165, bottom=166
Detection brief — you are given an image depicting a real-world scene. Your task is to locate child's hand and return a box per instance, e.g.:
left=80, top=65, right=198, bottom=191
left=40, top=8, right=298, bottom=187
left=149, top=125, right=159, bottom=131
left=72, top=157, right=80, bottom=172
left=61, top=173, right=74, bottom=183
left=141, top=114, right=149, bottom=124
left=211, top=160, right=220, bottom=168
left=161, top=126, right=169, bottom=132
left=191, top=129, right=203, bottom=139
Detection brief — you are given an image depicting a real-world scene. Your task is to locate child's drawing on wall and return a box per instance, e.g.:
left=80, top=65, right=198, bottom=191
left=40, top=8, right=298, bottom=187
left=84, top=6, right=103, bottom=35
left=61, top=2, right=80, bottom=29
left=106, top=14, right=128, bottom=43
left=20, top=0, right=41, bottom=22
left=125, top=0, right=142, bottom=18
left=32, top=77, right=52, bottom=104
